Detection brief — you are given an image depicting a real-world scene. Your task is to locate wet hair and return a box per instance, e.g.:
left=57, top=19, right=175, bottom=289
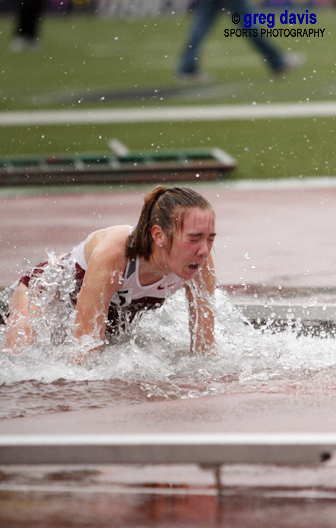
left=126, top=185, right=214, bottom=261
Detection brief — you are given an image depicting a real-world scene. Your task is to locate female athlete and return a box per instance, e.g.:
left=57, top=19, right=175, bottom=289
left=4, top=185, right=217, bottom=359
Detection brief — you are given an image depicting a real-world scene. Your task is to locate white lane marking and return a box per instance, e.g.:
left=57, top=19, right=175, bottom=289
left=1, top=483, right=336, bottom=499
left=2, top=432, right=336, bottom=445
left=1, top=101, right=336, bottom=126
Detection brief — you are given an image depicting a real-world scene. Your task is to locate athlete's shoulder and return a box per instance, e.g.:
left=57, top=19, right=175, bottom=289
left=86, top=225, right=131, bottom=268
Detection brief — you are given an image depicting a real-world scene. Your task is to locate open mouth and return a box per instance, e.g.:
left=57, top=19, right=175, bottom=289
left=188, top=263, right=199, bottom=271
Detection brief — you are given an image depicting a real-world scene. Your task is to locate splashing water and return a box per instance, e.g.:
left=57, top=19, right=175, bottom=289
left=1, top=254, right=336, bottom=420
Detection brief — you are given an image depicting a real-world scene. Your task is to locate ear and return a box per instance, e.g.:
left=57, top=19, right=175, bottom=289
left=151, top=225, right=165, bottom=248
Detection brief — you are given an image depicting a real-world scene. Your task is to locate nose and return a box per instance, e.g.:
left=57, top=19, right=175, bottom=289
left=196, top=239, right=210, bottom=257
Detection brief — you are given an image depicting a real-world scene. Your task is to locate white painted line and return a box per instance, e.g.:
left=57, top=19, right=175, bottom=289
left=2, top=433, right=336, bottom=445
left=222, top=176, right=336, bottom=191
left=1, top=101, right=336, bottom=126
left=0, top=483, right=219, bottom=496
left=0, top=433, right=335, bottom=465
left=1, top=484, right=336, bottom=500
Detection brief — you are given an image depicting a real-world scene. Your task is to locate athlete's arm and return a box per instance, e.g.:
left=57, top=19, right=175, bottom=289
left=73, top=232, right=127, bottom=359
left=185, top=253, right=217, bottom=355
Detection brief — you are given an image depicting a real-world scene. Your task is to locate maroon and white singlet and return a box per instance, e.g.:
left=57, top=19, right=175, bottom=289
left=19, top=236, right=184, bottom=334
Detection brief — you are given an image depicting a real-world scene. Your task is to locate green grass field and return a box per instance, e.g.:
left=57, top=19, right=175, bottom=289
left=0, top=8, right=335, bottom=181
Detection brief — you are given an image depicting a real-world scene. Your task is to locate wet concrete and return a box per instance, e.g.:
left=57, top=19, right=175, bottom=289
left=1, top=391, right=336, bottom=436
left=2, top=483, right=336, bottom=528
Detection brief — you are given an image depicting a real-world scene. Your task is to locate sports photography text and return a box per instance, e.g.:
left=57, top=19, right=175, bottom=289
left=225, top=10, right=325, bottom=38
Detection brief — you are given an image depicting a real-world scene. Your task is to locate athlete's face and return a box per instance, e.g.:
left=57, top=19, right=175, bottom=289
left=165, top=207, right=216, bottom=280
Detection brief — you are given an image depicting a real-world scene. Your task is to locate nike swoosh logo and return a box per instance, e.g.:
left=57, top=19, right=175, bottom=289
left=157, top=283, right=176, bottom=290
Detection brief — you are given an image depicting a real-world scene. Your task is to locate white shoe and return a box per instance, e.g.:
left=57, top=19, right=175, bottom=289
left=9, top=36, right=40, bottom=53
left=277, top=52, right=307, bottom=74
left=176, top=70, right=216, bottom=84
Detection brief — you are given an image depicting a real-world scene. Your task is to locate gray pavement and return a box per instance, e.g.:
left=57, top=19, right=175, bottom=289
left=1, top=391, right=336, bottom=436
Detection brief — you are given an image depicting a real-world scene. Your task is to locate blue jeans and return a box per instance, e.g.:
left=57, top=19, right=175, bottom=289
left=178, top=0, right=285, bottom=74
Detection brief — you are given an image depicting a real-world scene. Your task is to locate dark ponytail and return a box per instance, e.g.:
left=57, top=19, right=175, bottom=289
left=126, top=185, right=167, bottom=261
left=126, top=185, right=213, bottom=261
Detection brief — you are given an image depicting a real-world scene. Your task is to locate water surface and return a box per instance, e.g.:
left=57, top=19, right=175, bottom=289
left=1, top=271, right=336, bottom=421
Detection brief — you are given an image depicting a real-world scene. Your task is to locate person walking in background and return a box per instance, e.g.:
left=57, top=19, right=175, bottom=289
left=10, top=0, right=47, bottom=52
left=177, top=0, right=305, bottom=79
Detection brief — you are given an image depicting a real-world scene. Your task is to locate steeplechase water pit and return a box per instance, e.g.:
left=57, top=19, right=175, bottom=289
left=1, top=182, right=336, bottom=525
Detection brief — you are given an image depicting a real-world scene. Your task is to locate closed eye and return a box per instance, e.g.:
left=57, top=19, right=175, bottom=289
left=188, top=236, right=216, bottom=243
